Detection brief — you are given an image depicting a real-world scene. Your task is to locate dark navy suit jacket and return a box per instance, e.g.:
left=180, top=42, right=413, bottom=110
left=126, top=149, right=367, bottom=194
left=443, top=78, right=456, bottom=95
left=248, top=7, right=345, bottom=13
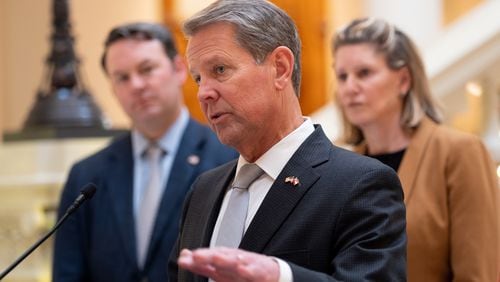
left=53, top=119, right=238, bottom=282
left=169, top=126, right=406, bottom=281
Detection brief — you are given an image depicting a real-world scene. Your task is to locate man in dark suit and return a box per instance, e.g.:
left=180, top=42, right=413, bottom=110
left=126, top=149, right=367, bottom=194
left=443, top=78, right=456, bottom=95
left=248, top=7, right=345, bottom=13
left=52, top=22, right=237, bottom=282
left=168, top=1, right=407, bottom=281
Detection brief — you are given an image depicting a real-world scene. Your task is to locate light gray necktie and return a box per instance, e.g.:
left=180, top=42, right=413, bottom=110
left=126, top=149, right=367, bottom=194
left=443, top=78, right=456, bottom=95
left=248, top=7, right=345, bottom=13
left=215, top=163, right=264, bottom=248
left=136, top=144, right=164, bottom=268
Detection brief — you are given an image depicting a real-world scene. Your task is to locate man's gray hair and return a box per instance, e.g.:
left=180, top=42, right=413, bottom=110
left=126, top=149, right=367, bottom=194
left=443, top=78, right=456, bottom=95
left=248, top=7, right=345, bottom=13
left=183, top=0, right=302, bottom=96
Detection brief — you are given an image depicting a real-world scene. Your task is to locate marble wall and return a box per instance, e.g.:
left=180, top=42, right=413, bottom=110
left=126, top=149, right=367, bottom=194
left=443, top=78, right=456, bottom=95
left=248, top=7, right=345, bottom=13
left=0, top=138, right=109, bottom=281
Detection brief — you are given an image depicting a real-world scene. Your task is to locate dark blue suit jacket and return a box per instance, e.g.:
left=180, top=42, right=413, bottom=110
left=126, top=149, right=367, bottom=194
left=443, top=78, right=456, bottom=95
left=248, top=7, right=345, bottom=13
left=53, top=119, right=238, bottom=282
left=169, top=126, right=406, bottom=281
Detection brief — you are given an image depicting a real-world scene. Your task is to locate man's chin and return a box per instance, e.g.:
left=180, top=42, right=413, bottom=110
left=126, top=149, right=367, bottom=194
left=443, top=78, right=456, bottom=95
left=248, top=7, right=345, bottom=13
left=214, top=130, right=239, bottom=148
left=136, top=110, right=162, bottom=121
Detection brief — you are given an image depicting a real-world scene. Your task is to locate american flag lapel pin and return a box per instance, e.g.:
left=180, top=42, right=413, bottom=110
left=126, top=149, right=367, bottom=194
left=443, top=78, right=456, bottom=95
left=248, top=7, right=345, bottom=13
left=284, top=176, right=300, bottom=187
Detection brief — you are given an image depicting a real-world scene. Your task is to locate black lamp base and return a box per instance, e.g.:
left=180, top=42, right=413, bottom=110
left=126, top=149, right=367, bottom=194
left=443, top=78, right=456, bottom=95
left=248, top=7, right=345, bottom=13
left=3, top=127, right=127, bottom=142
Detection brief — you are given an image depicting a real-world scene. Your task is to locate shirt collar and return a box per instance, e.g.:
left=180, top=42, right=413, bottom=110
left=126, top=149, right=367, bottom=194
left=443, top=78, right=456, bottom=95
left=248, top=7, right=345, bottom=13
left=132, top=107, right=189, bottom=158
left=236, top=117, right=315, bottom=180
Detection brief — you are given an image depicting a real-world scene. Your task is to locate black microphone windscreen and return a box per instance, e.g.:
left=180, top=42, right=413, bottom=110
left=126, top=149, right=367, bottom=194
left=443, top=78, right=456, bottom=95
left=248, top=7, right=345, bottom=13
left=81, top=183, right=97, bottom=199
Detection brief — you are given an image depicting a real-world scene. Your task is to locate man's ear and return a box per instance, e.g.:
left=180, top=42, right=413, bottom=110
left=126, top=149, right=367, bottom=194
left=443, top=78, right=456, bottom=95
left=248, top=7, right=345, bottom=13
left=270, top=46, right=294, bottom=90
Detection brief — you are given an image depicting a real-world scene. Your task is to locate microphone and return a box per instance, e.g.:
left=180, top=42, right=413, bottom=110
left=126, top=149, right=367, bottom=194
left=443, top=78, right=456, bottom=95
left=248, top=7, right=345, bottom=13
left=0, top=183, right=97, bottom=280
left=66, top=183, right=97, bottom=214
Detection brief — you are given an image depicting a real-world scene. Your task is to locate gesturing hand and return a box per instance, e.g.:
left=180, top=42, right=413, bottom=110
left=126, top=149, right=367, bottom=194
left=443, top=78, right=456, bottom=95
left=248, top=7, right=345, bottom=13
left=178, top=247, right=280, bottom=282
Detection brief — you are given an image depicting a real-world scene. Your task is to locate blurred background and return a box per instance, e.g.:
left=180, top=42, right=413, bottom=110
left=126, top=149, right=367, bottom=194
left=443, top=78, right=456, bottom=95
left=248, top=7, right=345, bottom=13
left=0, top=0, right=499, bottom=281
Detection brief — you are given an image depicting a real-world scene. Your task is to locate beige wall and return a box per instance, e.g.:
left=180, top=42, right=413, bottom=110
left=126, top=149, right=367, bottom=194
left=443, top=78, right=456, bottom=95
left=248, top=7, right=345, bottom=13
left=2, top=0, right=50, bottom=134
left=0, top=0, right=5, bottom=135
left=0, top=0, right=162, bottom=133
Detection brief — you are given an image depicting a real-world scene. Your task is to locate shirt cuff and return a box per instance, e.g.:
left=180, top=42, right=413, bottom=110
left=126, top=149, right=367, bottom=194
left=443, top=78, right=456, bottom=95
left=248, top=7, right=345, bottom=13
left=273, top=257, right=293, bottom=282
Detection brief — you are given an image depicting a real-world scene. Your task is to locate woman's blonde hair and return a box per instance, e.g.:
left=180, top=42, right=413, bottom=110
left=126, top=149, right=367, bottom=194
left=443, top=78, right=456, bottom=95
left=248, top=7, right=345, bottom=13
left=333, top=17, right=442, bottom=145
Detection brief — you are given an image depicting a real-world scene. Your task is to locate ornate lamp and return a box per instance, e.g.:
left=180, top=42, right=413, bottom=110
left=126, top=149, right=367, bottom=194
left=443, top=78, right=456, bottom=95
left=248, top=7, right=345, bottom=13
left=18, top=0, right=113, bottom=138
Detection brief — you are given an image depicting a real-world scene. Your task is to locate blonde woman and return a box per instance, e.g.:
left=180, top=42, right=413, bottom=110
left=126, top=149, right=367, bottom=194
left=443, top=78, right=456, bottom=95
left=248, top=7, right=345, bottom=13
left=333, top=17, right=499, bottom=281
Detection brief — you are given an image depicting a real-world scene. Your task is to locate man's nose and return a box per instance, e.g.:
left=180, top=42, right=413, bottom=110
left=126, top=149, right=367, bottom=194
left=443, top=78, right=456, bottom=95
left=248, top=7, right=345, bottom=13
left=197, top=80, right=218, bottom=102
left=129, top=73, right=146, bottom=90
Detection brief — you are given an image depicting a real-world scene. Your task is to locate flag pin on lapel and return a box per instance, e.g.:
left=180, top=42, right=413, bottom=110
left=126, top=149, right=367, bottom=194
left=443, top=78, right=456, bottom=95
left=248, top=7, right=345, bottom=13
left=187, top=154, right=200, bottom=165
left=285, top=176, right=300, bottom=187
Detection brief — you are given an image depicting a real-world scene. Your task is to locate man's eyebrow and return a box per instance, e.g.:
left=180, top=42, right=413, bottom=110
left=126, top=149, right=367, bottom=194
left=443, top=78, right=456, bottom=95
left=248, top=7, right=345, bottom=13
left=110, top=70, right=126, bottom=78
left=189, top=55, right=229, bottom=74
left=205, top=56, right=227, bottom=69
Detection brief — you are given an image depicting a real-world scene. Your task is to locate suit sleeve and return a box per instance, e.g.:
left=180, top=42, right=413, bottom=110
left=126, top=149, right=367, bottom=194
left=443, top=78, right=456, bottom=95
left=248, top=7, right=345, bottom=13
left=290, top=165, right=407, bottom=281
left=447, top=136, right=499, bottom=281
left=52, top=164, right=89, bottom=282
left=168, top=184, right=195, bottom=282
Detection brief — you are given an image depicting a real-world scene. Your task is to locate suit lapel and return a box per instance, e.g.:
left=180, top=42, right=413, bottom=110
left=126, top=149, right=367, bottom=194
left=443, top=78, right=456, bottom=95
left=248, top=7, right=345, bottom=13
left=398, top=117, right=437, bottom=205
left=354, top=117, right=438, bottom=205
left=181, top=160, right=237, bottom=251
left=147, top=120, right=207, bottom=263
left=105, top=135, right=137, bottom=265
left=240, top=127, right=328, bottom=253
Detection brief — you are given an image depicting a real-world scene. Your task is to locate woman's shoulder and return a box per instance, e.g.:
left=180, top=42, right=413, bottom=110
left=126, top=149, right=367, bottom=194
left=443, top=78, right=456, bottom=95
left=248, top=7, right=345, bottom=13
left=431, top=122, right=484, bottom=149
left=414, top=116, right=481, bottom=147
left=425, top=121, right=495, bottom=169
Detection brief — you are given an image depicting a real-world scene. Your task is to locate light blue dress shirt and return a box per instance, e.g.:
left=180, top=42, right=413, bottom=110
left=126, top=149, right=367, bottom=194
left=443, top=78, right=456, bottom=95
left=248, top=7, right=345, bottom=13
left=131, top=107, right=189, bottom=220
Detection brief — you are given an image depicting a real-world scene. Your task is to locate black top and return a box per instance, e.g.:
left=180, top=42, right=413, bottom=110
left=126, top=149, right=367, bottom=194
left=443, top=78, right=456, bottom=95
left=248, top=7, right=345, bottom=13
left=367, top=148, right=406, bottom=172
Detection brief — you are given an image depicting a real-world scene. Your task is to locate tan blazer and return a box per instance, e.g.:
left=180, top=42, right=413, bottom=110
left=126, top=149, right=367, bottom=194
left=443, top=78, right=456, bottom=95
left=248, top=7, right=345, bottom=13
left=357, top=117, right=499, bottom=282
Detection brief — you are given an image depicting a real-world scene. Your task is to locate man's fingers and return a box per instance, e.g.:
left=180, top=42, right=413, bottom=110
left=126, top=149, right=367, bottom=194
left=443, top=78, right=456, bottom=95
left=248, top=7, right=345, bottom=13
left=177, top=248, right=279, bottom=282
